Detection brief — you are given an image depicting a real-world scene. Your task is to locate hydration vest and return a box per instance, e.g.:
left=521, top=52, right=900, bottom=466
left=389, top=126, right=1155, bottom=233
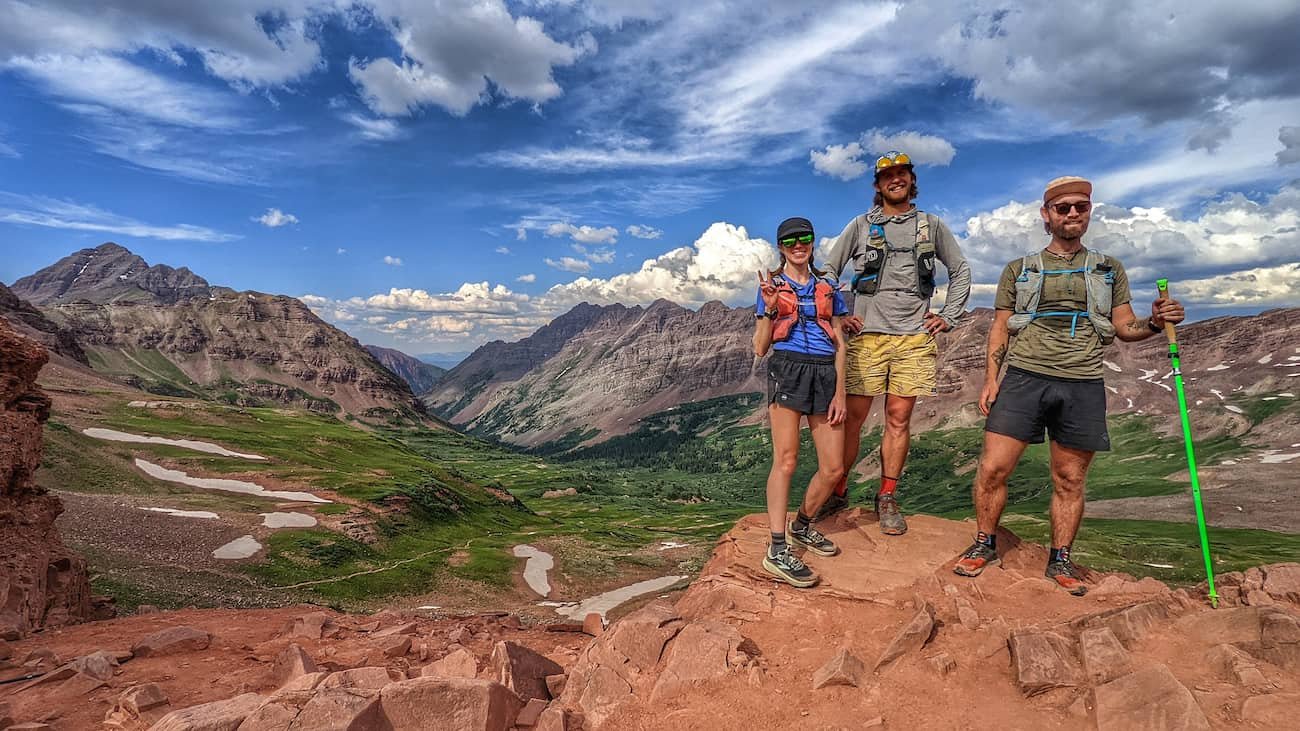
left=850, top=211, right=937, bottom=298
left=1006, top=250, right=1117, bottom=344
left=772, top=274, right=836, bottom=343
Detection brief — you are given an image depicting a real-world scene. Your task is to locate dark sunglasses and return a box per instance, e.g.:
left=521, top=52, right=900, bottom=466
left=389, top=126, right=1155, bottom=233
left=778, top=233, right=815, bottom=247
left=1051, top=201, right=1091, bottom=215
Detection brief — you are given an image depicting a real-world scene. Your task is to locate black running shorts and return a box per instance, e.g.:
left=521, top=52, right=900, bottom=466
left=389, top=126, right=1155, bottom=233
left=984, top=366, right=1111, bottom=452
left=767, top=350, right=837, bottom=416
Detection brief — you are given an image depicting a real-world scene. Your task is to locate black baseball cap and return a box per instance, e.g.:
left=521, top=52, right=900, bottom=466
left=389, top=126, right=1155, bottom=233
left=777, top=217, right=814, bottom=241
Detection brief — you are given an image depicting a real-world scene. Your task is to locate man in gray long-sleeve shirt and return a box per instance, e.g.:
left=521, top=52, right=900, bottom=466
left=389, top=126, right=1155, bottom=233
left=817, top=151, right=972, bottom=535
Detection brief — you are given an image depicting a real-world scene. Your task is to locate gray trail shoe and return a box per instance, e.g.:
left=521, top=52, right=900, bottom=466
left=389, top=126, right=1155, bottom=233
left=789, top=521, right=840, bottom=556
left=762, top=544, right=819, bottom=588
left=875, top=493, right=908, bottom=536
left=813, top=492, right=849, bottom=522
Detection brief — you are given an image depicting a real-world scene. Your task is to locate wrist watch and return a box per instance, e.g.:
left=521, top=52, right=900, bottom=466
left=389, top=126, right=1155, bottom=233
left=1147, top=319, right=1162, bottom=333
left=762, top=309, right=778, bottom=319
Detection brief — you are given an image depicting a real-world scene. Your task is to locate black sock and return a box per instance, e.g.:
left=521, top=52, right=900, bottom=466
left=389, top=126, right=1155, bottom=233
left=769, top=533, right=786, bottom=556
left=976, top=531, right=997, bottom=550
left=792, top=511, right=812, bottom=532
left=1050, top=545, right=1071, bottom=563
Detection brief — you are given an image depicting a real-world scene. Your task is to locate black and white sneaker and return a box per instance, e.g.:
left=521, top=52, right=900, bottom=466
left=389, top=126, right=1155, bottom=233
left=762, top=544, right=819, bottom=588
left=789, top=521, right=840, bottom=557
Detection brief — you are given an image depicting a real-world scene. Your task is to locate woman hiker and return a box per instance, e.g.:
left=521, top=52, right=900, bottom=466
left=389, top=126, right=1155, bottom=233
left=753, top=216, right=850, bottom=588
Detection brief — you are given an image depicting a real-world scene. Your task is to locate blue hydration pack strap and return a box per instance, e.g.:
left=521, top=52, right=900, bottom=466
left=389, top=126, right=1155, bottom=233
left=1030, top=266, right=1091, bottom=337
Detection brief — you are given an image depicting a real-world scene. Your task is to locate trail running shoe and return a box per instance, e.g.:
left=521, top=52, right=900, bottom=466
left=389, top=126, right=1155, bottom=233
left=1046, top=559, right=1089, bottom=596
left=762, top=544, right=819, bottom=588
left=953, top=541, right=1001, bottom=577
left=789, top=521, right=840, bottom=557
left=813, top=490, right=849, bottom=522
left=875, top=493, right=908, bottom=536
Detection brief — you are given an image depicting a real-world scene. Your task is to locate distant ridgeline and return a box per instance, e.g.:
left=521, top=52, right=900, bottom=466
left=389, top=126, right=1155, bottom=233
left=3, top=243, right=423, bottom=423
left=426, top=300, right=1300, bottom=453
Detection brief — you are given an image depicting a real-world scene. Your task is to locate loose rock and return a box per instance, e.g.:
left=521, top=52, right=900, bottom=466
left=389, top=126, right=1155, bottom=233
left=874, top=603, right=935, bottom=671
left=131, top=626, right=211, bottom=658
left=812, top=648, right=865, bottom=689
left=1094, top=666, right=1209, bottom=731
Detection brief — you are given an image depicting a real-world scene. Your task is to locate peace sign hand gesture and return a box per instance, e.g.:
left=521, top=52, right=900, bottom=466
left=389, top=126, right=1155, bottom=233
left=757, top=270, right=778, bottom=313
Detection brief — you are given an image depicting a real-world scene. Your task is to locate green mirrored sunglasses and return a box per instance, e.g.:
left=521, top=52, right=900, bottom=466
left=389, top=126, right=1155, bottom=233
left=778, top=234, right=815, bottom=247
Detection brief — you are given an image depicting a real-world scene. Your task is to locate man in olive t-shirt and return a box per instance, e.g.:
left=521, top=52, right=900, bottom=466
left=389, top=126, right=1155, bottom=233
left=950, top=176, right=1186, bottom=596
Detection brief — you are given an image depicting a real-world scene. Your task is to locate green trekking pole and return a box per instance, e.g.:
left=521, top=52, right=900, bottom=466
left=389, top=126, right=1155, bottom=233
left=1156, top=279, right=1218, bottom=608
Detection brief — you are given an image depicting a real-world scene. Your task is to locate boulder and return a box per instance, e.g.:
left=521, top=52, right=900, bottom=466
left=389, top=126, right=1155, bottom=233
left=1261, top=564, right=1300, bottom=603
left=1008, top=630, right=1083, bottom=696
left=319, top=667, right=398, bottom=691
left=649, top=620, right=754, bottom=703
left=954, top=597, right=980, bottom=630
left=928, top=652, right=957, bottom=676
left=379, top=636, right=412, bottom=658
left=534, top=706, right=582, bottom=731
left=119, top=683, right=170, bottom=716
left=279, top=672, right=329, bottom=693
left=236, top=691, right=313, bottom=731
left=608, top=602, right=683, bottom=672
left=1254, top=609, right=1300, bottom=670
left=874, top=603, right=936, bottom=671
left=1094, top=665, right=1209, bottom=731
left=582, top=613, right=604, bottom=638
left=1079, top=601, right=1166, bottom=648
left=132, top=626, right=211, bottom=657
left=514, top=698, right=549, bottom=727
left=575, top=667, right=632, bottom=729
left=374, top=622, right=418, bottom=637
left=290, top=687, right=382, bottom=730
left=489, top=641, right=564, bottom=701
left=544, top=674, right=567, bottom=698
left=272, top=644, right=319, bottom=687
left=378, top=677, right=524, bottom=731
left=811, top=648, right=865, bottom=689
left=149, top=693, right=264, bottom=731
left=422, top=648, right=477, bottom=679
left=284, top=613, right=333, bottom=640
left=1079, top=627, right=1132, bottom=686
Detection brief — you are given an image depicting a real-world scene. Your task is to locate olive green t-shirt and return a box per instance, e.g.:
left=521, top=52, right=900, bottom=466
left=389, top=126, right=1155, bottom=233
left=994, top=248, right=1132, bottom=380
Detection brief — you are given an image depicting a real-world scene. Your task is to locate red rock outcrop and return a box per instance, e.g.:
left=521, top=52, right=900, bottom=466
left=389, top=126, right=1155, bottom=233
left=0, top=321, right=92, bottom=638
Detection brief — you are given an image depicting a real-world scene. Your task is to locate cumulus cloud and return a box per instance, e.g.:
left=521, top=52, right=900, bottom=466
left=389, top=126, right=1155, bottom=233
left=1279, top=126, right=1300, bottom=165
left=0, top=192, right=238, bottom=242
left=383, top=255, right=403, bottom=266
left=958, top=182, right=1300, bottom=303
left=517, top=273, right=537, bottom=282
left=545, top=222, right=619, bottom=244
left=256, top=208, right=299, bottom=227
left=626, top=224, right=663, bottom=240
left=812, top=130, right=955, bottom=180
left=349, top=0, right=591, bottom=118
left=586, top=248, right=616, bottom=264
left=1178, top=263, right=1299, bottom=307
left=545, top=256, right=592, bottom=273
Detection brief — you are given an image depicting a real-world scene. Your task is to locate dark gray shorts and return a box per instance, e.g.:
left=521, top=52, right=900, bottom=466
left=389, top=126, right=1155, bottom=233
left=767, top=350, right=837, bottom=415
left=985, top=367, right=1111, bottom=452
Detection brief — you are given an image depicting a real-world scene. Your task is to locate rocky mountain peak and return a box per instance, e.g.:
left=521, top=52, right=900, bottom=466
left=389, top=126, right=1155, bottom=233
left=10, top=242, right=214, bottom=305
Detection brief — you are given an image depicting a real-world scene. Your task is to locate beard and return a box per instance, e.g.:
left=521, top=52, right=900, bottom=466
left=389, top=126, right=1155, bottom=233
left=1048, top=219, right=1088, bottom=240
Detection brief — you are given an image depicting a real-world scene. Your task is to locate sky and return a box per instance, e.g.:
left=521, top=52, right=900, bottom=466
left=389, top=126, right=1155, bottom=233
left=0, top=0, right=1297, bottom=356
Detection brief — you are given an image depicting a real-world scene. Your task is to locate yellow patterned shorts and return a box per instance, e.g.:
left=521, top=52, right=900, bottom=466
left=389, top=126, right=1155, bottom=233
left=845, top=333, right=937, bottom=397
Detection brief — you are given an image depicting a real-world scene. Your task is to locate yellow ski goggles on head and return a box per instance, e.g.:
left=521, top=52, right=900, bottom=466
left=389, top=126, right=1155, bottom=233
left=875, top=151, right=912, bottom=172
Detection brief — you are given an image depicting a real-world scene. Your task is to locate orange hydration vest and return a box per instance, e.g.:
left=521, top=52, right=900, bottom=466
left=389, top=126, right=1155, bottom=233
left=772, top=275, right=836, bottom=343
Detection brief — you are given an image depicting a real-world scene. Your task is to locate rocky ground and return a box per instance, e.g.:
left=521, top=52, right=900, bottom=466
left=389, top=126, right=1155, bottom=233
left=3, top=510, right=1298, bottom=730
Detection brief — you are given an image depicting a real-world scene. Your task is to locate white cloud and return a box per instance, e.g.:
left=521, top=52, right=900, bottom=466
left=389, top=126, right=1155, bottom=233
left=625, top=224, right=663, bottom=240
left=349, top=0, right=591, bottom=118
left=810, top=142, right=869, bottom=181
left=495, top=246, right=512, bottom=255
left=256, top=207, right=299, bottom=227
left=543, top=222, right=775, bottom=309
left=517, top=273, right=537, bottom=282
left=383, top=255, right=404, bottom=266
left=0, top=192, right=238, bottom=242
left=545, top=256, right=592, bottom=273
left=0, top=135, right=19, bottom=159
left=337, top=247, right=347, bottom=254
left=586, top=248, right=615, bottom=264
left=351, top=282, right=531, bottom=314
left=957, top=182, right=1300, bottom=305
left=812, top=129, right=956, bottom=181
left=545, top=222, right=619, bottom=244
left=1179, top=263, right=1299, bottom=308
left=344, top=113, right=403, bottom=141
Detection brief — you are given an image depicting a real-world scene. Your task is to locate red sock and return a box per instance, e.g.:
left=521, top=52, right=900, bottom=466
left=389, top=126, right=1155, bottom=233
left=834, top=474, right=849, bottom=497
left=879, top=476, right=899, bottom=496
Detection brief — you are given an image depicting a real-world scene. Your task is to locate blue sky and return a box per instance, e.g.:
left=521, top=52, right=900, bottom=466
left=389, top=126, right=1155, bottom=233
left=1, top=1, right=1298, bottom=354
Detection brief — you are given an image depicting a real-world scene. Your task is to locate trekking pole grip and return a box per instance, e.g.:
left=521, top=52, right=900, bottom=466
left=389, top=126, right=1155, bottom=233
left=1155, top=279, right=1178, bottom=345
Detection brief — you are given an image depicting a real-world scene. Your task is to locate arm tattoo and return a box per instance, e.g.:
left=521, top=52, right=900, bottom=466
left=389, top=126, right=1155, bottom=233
left=1125, top=318, right=1150, bottom=333
left=990, top=343, right=1007, bottom=368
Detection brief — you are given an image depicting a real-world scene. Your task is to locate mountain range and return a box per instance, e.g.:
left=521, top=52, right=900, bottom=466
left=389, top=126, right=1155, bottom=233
left=427, top=299, right=1300, bottom=448
left=4, top=243, right=423, bottom=420
left=365, top=344, right=446, bottom=396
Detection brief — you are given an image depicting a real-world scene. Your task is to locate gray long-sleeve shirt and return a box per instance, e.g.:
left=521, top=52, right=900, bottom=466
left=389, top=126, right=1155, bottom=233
left=824, top=208, right=972, bottom=335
